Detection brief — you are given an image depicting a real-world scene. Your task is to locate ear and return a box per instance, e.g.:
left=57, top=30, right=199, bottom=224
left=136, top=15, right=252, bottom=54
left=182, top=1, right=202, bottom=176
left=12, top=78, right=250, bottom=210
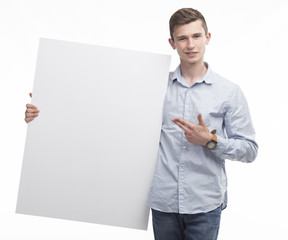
left=205, top=33, right=211, bottom=45
left=168, top=38, right=176, bottom=50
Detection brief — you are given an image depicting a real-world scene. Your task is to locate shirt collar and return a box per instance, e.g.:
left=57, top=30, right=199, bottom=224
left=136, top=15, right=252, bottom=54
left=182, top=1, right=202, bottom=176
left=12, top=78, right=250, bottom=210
left=170, top=62, right=213, bottom=85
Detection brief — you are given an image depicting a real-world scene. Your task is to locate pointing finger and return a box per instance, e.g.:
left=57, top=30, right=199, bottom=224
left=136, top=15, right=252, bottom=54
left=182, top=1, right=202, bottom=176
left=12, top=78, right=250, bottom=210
left=173, top=120, right=189, bottom=132
left=172, top=118, right=191, bottom=127
left=172, top=118, right=193, bottom=132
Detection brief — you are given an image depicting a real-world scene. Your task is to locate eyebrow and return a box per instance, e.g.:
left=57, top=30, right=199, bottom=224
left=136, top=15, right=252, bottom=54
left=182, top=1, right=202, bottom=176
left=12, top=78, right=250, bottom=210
left=175, top=33, right=203, bottom=39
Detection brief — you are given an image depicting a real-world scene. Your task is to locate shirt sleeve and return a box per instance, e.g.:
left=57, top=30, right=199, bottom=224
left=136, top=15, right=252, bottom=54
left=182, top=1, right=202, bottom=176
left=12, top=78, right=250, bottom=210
left=211, top=85, right=258, bottom=163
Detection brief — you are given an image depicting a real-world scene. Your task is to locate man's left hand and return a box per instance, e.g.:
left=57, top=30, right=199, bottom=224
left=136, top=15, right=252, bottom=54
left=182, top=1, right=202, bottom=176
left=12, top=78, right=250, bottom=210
left=172, top=113, right=212, bottom=146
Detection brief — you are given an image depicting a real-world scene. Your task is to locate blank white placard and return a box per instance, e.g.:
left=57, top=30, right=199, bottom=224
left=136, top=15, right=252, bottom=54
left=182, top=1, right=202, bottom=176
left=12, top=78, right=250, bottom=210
left=16, top=38, right=171, bottom=230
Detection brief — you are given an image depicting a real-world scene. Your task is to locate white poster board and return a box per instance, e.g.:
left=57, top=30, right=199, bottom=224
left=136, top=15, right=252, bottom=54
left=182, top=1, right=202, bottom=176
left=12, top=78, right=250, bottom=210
left=16, top=38, right=170, bottom=230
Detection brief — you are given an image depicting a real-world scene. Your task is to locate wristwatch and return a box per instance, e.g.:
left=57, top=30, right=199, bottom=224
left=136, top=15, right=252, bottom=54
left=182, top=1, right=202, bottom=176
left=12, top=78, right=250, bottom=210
left=206, top=129, right=217, bottom=150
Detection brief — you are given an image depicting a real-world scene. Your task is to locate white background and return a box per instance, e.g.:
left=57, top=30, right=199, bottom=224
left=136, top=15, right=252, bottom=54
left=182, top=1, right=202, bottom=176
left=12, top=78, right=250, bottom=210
left=1, top=0, right=287, bottom=239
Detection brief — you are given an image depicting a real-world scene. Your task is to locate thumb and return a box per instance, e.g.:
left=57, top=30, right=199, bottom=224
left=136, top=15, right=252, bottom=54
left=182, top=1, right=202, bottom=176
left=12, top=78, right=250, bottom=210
left=29, top=92, right=32, bottom=98
left=198, top=113, right=207, bottom=127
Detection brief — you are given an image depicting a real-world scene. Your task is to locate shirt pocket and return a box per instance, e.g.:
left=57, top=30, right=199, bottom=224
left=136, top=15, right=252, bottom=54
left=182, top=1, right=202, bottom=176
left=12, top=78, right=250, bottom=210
left=204, top=110, right=225, bottom=133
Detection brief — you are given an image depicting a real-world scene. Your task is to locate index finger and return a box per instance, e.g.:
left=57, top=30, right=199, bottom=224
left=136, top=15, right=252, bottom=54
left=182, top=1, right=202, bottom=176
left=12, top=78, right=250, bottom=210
left=172, top=118, right=192, bottom=127
left=26, top=104, right=38, bottom=109
left=172, top=118, right=192, bottom=132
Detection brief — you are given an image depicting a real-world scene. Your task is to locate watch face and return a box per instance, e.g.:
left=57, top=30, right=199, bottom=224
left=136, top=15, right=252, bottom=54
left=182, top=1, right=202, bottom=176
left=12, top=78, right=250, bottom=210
left=207, top=141, right=217, bottom=150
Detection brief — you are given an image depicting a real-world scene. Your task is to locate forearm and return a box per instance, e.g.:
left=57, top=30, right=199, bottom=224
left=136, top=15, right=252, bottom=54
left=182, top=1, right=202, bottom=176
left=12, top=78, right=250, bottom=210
left=212, top=135, right=258, bottom=163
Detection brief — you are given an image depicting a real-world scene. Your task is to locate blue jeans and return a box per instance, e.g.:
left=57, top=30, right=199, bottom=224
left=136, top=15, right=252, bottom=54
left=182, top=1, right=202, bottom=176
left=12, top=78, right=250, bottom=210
left=152, top=206, right=222, bottom=240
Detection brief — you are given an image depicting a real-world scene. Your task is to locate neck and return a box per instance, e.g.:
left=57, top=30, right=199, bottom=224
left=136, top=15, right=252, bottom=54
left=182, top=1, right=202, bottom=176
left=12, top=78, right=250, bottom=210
left=180, top=60, right=207, bottom=86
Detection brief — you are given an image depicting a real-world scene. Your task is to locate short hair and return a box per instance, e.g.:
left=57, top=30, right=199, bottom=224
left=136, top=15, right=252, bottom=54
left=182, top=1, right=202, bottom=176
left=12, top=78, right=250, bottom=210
left=169, top=8, right=208, bottom=40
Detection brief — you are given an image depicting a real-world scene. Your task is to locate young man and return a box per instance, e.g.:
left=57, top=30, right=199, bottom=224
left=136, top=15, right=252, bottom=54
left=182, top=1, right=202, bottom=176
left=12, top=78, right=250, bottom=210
left=146, top=8, right=258, bottom=240
left=25, top=8, right=258, bottom=240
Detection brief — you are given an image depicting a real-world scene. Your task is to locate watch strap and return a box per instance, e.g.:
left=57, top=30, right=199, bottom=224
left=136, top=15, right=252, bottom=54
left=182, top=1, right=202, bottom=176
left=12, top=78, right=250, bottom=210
left=211, top=129, right=217, bottom=143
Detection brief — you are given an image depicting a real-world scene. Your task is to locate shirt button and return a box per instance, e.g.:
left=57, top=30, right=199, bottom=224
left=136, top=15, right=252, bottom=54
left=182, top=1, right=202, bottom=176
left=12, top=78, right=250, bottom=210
left=182, top=146, right=186, bottom=149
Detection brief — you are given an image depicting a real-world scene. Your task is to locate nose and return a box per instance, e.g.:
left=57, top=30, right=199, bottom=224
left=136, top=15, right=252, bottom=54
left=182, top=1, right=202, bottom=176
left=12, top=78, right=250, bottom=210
left=187, top=38, right=195, bottom=49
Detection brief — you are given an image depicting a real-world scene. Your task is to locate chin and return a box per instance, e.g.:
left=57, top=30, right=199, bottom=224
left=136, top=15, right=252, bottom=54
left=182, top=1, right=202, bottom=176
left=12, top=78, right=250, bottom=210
left=186, top=59, right=199, bottom=64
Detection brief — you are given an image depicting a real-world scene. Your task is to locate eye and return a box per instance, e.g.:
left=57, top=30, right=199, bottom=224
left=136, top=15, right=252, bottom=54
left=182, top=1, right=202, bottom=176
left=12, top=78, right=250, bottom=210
left=176, top=36, right=187, bottom=41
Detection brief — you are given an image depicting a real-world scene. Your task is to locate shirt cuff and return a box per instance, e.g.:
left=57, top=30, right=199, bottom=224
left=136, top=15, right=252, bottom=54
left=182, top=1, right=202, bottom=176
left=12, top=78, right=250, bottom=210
left=211, top=135, right=229, bottom=159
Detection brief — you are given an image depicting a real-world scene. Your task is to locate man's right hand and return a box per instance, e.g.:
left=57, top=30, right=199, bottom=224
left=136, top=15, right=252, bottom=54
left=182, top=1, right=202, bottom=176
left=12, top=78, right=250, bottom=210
left=25, top=93, right=40, bottom=123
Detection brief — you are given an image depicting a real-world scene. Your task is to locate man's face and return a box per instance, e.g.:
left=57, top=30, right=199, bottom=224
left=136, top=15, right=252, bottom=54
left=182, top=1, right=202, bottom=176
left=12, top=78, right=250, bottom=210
left=169, top=20, right=211, bottom=65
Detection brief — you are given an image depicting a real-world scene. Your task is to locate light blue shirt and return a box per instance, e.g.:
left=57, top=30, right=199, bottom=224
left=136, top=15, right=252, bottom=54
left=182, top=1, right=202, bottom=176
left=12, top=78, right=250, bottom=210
left=147, top=63, right=258, bottom=214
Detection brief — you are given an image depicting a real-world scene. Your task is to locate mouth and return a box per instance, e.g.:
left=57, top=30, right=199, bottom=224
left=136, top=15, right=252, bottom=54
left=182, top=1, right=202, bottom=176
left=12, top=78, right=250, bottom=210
left=185, top=52, right=198, bottom=57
